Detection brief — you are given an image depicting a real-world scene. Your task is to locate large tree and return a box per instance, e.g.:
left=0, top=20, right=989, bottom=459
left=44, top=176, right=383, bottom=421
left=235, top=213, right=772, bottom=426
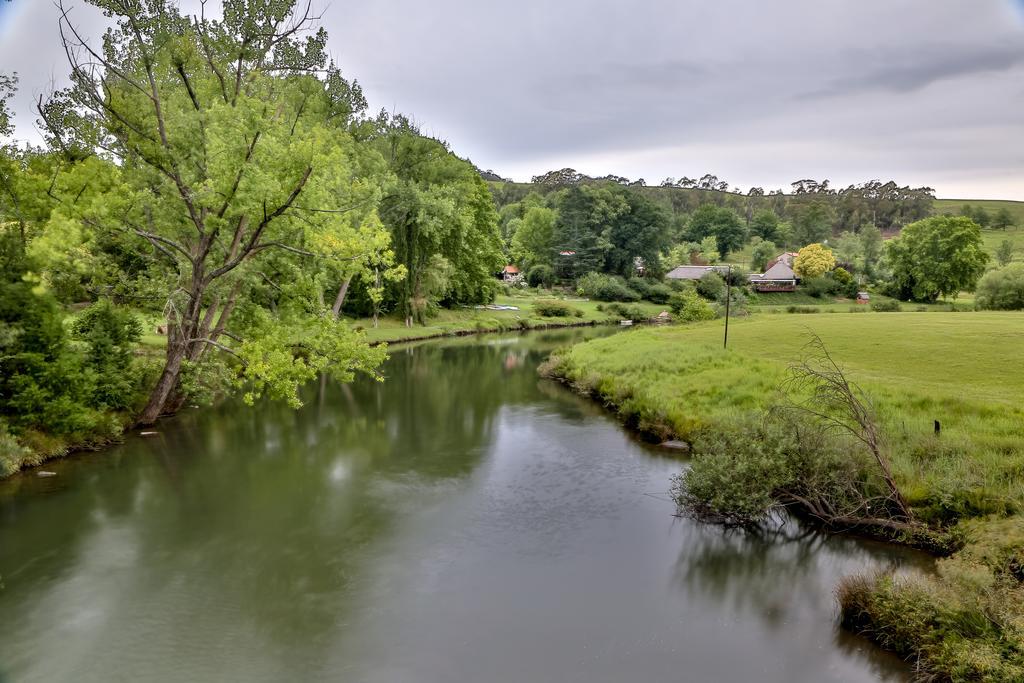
left=39, top=0, right=394, bottom=423
left=686, top=204, right=746, bottom=258
left=885, top=216, right=989, bottom=301
left=375, top=117, right=503, bottom=326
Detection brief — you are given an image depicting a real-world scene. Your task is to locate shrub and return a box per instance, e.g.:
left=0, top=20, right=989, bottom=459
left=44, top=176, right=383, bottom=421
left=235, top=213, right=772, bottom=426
left=695, top=272, right=726, bottom=301
left=722, top=266, right=749, bottom=287
left=669, top=290, right=717, bottom=322
left=802, top=275, right=836, bottom=299
left=602, top=302, right=647, bottom=321
left=786, top=305, right=820, bottom=314
left=975, top=264, right=1024, bottom=310
left=576, top=272, right=640, bottom=302
left=533, top=299, right=583, bottom=318
left=871, top=300, right=902, bottom=312
left=644, top=283, right=673, bottom=304
left=527, top=264, right=555, bottom=288
left=626, top=277, right=651, bottom=297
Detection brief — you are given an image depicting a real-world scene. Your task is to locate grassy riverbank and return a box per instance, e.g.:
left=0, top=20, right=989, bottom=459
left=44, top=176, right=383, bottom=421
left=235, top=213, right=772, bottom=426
left=353, top=293, right=668, bottom=344
left=544, top=312, right=1024, bottom=679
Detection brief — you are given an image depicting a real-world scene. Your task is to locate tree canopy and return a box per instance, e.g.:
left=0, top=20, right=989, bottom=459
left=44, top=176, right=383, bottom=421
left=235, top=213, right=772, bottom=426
left=884, top=216, right=989, bottom=301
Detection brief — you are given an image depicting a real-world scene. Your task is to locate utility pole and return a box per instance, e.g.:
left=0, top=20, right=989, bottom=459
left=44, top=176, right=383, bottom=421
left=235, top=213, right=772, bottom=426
left=723, top=264, right=732, bottom=349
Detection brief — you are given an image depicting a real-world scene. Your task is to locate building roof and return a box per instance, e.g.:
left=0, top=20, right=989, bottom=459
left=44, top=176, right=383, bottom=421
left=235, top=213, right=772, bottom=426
left=749, top=260, right=797, bottom=282
left=503, top=265, right=519, bottom=274
left=666, top=265, right=728, bottom=280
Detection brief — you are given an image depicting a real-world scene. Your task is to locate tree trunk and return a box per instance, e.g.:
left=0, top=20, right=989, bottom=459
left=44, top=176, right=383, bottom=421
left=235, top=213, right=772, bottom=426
left=331, top=276, right=353, bottom=319
left=138, top=339, right=189, bottom=425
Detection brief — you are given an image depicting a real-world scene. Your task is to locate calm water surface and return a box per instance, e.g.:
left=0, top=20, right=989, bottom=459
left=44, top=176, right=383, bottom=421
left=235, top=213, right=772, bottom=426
left=0, top=329, right=926, bottom=682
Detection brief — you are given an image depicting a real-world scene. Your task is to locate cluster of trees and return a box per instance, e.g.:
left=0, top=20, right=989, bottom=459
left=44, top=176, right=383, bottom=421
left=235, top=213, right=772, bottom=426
left=0, top=0, right=503, bottom=454
left=491, top=171, right=937, bottom=287
left=960, top=204, right=1015, bottom=231
left=502, top=184, right=671, bottom=283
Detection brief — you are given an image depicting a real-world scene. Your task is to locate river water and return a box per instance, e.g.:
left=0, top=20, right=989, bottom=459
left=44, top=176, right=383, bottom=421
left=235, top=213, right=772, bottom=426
left=0, top=328, right=925, bottom=682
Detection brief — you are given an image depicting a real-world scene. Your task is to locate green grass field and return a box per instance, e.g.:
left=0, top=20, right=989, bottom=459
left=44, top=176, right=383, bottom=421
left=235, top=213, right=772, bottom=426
left=550, top=312, right=1024, bottom=516
left=934, top=198, right=1024, bottom=264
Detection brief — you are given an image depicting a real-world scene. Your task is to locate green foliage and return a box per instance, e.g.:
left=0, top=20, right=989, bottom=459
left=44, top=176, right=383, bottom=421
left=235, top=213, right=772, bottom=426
left=533, top=299, right=583, bottom=318
left=511, top=205, right=557, bottom=271
left=885, top=216, right=989, bottom=302
left=695, top=272, right=726, bottom=301
left=750, top=239, right=778, bottom=272
left=996, top=239, right=1014, bottom=267
left=674, top=415, right=870, bottom=526
left=750, top=210, right=781, bottom=243
left=789, top=200, right=834, bottom=246
left=992, top=207, right=1015, bottom=230
left=839, top=529, right=1024, bottom=683
left=526, top=264, right=555, bottom=288
left=668, top=290, right=717, bottom=322
left=575, top=272, right=641, bottom=302
left=70, top=301, right=143, bottom=409
left=601, top=302, right=647, bottom=321
left=644, top=282, right=673, bottom=305
left=870, top=300, right=902, bottom=312
left=686, top=204, right=746, bottom=257
left=793, top=243, right=836, bottom=278
left=976, top=264, right=1024, bottom=310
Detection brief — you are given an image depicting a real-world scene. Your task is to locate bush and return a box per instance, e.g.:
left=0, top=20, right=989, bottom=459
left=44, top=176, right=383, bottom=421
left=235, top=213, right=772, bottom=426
left=576, top=272, right=641, bottom=302
left=802, top=275, right=836, bottom=299
left=527, top=264, right=555, bottom=288
left=644, top=283, right=673, bottom=304
left=871, top=300, right=902, bottom=312
left=626, top=277, right=651, bottom=297
left=533, top=299, right=583, bottom=318
left=602, top=302, right=647, bottom=321
left=695, top=272, right=726, bottom=301
left=786, top=305, right=820, bottom=314
left=975, top=264, right=1024, bottom=310
left=669, top=290, right=717, bottom=322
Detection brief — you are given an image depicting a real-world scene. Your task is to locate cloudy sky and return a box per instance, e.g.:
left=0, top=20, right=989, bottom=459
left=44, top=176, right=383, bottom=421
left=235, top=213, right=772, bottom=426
left=2, top=0, right=1024, bottom=198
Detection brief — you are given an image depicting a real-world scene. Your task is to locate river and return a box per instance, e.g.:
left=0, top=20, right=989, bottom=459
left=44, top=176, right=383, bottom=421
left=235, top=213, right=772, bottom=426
left=0, top=328, right=926, bottom=682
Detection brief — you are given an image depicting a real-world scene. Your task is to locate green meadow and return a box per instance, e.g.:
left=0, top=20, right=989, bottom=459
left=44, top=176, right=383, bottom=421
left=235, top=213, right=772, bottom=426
left=548, top=312, right=1024, bottom=517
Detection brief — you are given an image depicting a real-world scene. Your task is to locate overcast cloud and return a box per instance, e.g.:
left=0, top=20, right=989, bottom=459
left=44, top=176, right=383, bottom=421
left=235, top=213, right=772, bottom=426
left=2, top=0, right=1023, bottom=198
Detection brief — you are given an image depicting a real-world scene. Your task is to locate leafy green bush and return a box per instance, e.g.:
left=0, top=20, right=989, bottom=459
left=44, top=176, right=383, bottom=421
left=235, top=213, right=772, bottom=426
left=576, top=272, right=641, bottom=302
left=70, top=300, right=143, bottom=410
left=644, top=283, right=673, bottom=304
left=695, top=272, right=726, bottom=301
left=533, top=299, right=583, bottom=318
left=602, top=302, right=647, bottom=321
left=975, top=264, right=1024, bottom=310
left=871, top=300, right=902, bottom=312
left=801, top=275, right=836, bottom=298
left=669, top=290, right=717, bottom=322
left=786, top=305, right=820, bottom=314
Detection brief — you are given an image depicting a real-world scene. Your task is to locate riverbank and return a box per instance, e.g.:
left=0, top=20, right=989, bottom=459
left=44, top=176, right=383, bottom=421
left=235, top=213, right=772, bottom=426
left=542, top=312, right=1024, bottom=680
left=353, top=293, right=667, bottom=344
left=1, top=294, right=667, bottom=479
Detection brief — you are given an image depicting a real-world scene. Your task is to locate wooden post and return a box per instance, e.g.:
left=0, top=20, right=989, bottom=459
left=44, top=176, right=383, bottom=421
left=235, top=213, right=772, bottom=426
left=723, top=264, right=732, bottom=349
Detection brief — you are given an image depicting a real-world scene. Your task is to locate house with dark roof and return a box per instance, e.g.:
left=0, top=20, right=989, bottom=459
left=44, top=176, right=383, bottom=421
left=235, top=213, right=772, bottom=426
left=747, top=255, right=798, bottom=292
